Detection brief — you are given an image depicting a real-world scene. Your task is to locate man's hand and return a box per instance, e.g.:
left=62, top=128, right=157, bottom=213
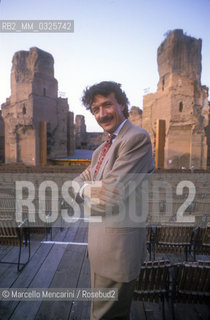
left=80, top=168, right=91, bottom=181
left=83, top=177, right=121, bottom=208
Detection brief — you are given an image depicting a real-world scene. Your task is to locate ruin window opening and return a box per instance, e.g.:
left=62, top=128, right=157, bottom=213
left=43, top=88, right=46, bottom=96
left=179, top=102, right=183, bottom=112
left=22, top=104, right=26, bottom=114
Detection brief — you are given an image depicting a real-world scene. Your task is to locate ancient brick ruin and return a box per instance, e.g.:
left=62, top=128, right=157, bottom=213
left=128, top=106, right=142, bottom=128
left=142, top=29, right=209, bottom=169
left=75, top=115, right=105, bottom=150
left=75, top=115, right=87, bottom=149
left=205, top=107, right=210, bottom=166
left=1, top=47, right=74, bottom=165
left=0, top=111, right=4, bottom=162
left=0, top=32, right=209, bottom=168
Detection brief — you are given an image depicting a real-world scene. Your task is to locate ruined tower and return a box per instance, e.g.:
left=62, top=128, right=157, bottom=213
left=1, top=47, right=74, bottom=165
left=143, top=29, right=209, bottom=169
left=128, top=106, right=142, bottom=127
left=75, top=115, right=87, bottom=149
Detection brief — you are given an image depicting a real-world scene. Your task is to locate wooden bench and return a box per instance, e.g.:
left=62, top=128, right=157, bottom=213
left=192, top=226, right=210, bottom=259
left=171, top=261, right=210, bottom=319
left=0, top=189, right=31, bottom=271
left=0, top=193, right=54, bottom=240
left=155, top=225, right=194, bottom=260
left=0, top=218, right=30, bottom=271
left=146, top=225, right=156, bottom=260
left=133, top=260, right=171, bottom=320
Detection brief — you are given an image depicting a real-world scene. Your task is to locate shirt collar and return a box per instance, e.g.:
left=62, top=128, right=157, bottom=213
left=113, top=119, right=127, bottom=137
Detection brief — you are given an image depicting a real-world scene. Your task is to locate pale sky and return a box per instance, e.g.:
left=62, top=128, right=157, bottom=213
left=0, top=0, right=209, bottom=132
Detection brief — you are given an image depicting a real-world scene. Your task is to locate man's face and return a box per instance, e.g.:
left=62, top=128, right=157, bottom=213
left=90, top=93, right=125, bottom=133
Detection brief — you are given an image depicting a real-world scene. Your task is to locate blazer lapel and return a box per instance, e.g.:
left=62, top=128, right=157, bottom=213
left=95, top=121, right=133, bottom=180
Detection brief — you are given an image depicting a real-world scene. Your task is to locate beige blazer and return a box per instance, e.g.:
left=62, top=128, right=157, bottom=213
left=75, top=120, right=154, bottom=282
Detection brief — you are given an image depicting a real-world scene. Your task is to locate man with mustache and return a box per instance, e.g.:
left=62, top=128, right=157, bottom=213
left=74, top=81, right=154, bottom=320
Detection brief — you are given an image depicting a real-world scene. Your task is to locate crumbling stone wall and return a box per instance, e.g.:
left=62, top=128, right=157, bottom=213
left=67, top=111, right=75, bottom=155
left=75, top=115, right=87, bottom=149
left=75, top=114, right=106, bottom=150
left=1, top=47, right=74, bottom=165
left=205, top=104, right=210, bottom=166
left=86, top=132, right=106, bottom=150
left=142, top=29, right=209, bottom=169
left=0, top=111, right=5, bottom=162
left=128, top=106, right=142, bottom=127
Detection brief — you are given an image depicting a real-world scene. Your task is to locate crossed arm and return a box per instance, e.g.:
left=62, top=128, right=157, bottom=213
left=80, top=169, right=121, bottom=207
left=77, top=131, right=153, bottom=213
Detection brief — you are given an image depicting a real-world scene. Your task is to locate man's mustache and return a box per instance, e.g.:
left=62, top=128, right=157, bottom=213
left=98, top=116, right=113, bottom=124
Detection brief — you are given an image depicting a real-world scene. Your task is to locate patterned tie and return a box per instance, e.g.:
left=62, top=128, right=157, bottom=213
left=93, top=134, right=115, bottom=180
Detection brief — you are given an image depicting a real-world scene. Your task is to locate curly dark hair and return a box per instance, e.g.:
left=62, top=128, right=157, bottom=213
left=81, top=81, right=129, bottom=118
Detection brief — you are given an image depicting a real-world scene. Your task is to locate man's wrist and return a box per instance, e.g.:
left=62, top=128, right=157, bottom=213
left=79, top=183, right=90, bottom=199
